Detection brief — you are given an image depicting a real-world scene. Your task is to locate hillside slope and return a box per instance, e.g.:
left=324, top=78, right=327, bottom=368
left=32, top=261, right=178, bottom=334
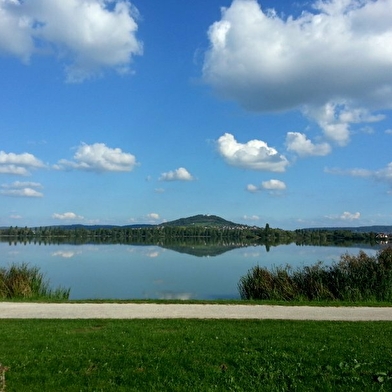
left=161, top=214, right=241, bottom=227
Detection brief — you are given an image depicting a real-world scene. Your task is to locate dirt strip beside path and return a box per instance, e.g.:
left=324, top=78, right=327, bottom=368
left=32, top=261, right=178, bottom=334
left=1, top=303, right=392, bottom=320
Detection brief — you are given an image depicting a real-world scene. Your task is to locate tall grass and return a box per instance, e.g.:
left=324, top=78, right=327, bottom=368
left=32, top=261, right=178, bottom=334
left=0, top=263, right=70, bottom=300
left=239, top=247, right=392, bottom=301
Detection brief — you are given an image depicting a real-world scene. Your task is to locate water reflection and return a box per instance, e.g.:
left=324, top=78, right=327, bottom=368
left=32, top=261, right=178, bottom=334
left=2, top=237, right=265, bottom=257
left=0, top=235, right=379, bottom=257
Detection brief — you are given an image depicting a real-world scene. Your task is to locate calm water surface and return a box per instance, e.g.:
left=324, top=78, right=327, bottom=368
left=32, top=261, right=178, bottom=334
left=0, top=242, right=380, bottom=300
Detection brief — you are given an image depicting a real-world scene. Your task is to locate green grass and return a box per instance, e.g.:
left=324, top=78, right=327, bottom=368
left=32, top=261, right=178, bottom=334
left=239, top=247, right=392, bottom=302
left=0, top=263, right=70, bottom=300
left=1, top=319, right=392, bottom=391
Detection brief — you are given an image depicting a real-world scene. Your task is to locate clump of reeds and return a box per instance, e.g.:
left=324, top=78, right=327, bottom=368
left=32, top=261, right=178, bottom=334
left=0, top=263, right=70, bottom=300
left=238, top=247, right=392, bottom=302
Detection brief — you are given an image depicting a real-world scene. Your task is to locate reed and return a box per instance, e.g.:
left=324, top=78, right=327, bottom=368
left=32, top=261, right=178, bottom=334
left=239, top=247, right=392, bottom=301
left=0, top=263, right=70, bottom=300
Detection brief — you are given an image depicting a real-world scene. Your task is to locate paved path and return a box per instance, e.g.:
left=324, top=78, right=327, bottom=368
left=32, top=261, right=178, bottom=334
left=1, top=303, right=392, bottom=321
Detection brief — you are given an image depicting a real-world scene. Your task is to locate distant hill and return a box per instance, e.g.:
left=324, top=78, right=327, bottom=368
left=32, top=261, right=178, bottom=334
left=45, top=224, right=155, bottom=230
left=301, top=225, right=392, bottom=234
left=160, top=214, right=242, bottom=228
left=1, top=215, right=244, bottom=231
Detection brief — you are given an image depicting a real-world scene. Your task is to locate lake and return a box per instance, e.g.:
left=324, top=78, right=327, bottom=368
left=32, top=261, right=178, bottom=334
left=0, top=242, right=381, bottom=300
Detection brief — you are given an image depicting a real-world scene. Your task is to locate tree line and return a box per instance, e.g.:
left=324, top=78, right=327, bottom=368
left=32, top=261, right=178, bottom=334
left=0, top=225, right=379, bottom=247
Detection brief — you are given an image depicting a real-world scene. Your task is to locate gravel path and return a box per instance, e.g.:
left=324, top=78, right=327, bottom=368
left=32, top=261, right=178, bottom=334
left=1, top=303, right=392, bottom=321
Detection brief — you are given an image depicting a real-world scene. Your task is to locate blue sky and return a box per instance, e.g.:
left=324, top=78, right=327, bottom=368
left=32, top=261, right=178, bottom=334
left=1, top=0, right=392, bottom=229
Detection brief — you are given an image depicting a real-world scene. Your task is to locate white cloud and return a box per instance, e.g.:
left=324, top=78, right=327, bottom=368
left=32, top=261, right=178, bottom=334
left=55, top=142, right=138, bottom=172
left=325, top=167, right=372, bottom=177
left=1, top=181, right=43, bottom=197
left=159, top=167, right=194, bottom=181
left=359, top=126, right=374, bottom=135
left=340, top=211, right=361, bottom=221
left=0, top=0, right=142, bottom=82
left=261, top=179, right=286, bottom=191
left=303, top=103, right=385, bottom=145
left=0, top=188, right=43, bottom=197
left=246, top=184, right=258, bottom=193
left=375, top=162, right=392, bottom=184
left=0, top=151, right=45, bottom=175
left=286, top=132, right=331, bottom=157
left=0, top=166, right=29, bottom=175
left=52, top=212, right=84, bottom=220
left=217, top=133, right=289, bottom=172
left=203, top=0, right=392, bottom=144
left=326, top=162, right=392, bottom=189
left=325, top=211, right=362, bottom=221
left=1, top=181, right=42, bottom=189
left=246, top=179, right=286, bottom=194
left=386, top=129, right=392, bottom=135
left=0, top=0, right=34, bottom=62
left=243, top=215, right=260, bottom=221
left=147, top=213, right=160, bottom=220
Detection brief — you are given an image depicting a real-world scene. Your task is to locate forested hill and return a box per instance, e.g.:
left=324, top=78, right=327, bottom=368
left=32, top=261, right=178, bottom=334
left=58, top=214, right=242, bottom=229
left=161, top=214, right=241, bottom=228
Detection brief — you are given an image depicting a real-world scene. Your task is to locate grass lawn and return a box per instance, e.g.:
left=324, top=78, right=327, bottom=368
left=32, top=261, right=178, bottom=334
left=1, top=319, right=392, bottom=391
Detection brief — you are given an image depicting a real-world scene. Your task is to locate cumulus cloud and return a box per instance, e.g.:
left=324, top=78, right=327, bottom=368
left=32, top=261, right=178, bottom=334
left=261, top=179, right=286, bottom=191
left=286, top=132, right=331, bottom=157
left=52, top=212, right=84, bottom=220
left=55, top=142, right=138, bottom=172
left=0, top=151, right=45, bottom=175
left=203, top=0, right=392, bottom=144
left=159, top=167, right=194, bottom=181
left=217, top=133, right=289, bottom=172
left=0, top=0, right=142, bottom=82
left=147, top=213, right=160, bottom=221
left=303, top=103, right=385, bottom=145
left=1, top=181, right=43, bottom=197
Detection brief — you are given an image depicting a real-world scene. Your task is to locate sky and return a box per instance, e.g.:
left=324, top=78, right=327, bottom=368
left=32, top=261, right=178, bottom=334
left=0, top=0, right=392, bottom=230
